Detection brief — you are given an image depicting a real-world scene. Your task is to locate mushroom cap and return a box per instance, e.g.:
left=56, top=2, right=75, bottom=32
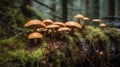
left=83, top=17, right=90, bottom=21
left=92, top=19, right=101, bottom=22
left=58, top=27, right=71, bottom=32
left=74, top=14, right=84, bottom=19
left=100, top=23, right=106, bottom=27
left=24, top=19, right=46, bottom=28
left=46, top=25, right=60, bottom=29
left=53, top=22, right=65, bottom=27
left=28, top=32, right=43, bottom=39
left=65, top=21, right=82, bottom=29
left=43, top=19, right=53, bottom=25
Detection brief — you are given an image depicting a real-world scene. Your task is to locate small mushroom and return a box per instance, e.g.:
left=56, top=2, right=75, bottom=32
left=92, top=19, right=101, bottom=28
left=46, top=25, right=60, bottom=38
left=58, top=27, right=71, bottom=39
left=99, top=51, right=104, bottom=57
left=99, top=23, right=107, bottom=29
left=65, top=21, right=82, bottom=35
left=28, top=32, right=43, bottom=45
left=53, top=22, right=65, bottom=27
left=65, top=21, right=82, bottom=32
left=58, top=27, right=71, bottom=32
left=83, top=17, right=89, bottom=29
left=74, top=14, right=84, bottom=24
left=43, top=19, right=54, bottom=25
left=24, top=19, right=46, bottom=32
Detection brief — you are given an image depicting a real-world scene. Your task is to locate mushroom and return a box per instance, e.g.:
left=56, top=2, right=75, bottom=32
left=58, top=27, right=71, bottom=39
left=58, top=27, right=71, bottom=32
left=74, top=14, right=84, bottom=24
left=28, top=32, right=43, bottom=45
left=46, top=25, right=60, bottom=38
left=99, top=51, right=104, bottom=56
left=65, top=21, right=82, bottom=32
left=99, top=23, right=106, bottom=29
left=83, top=17, right=90, bottom=29
left=65, top=21, right=82, bottom=34
left=24, top=19, right=46, bottom=32
left=53, top=22, right=65, bottom=27
left=92, top=19, right=101, bottom=28
left=43, top=19, right=54, bottom=25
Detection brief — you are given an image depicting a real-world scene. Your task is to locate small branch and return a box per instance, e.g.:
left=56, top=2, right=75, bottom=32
left=33, top=0, right=55, bottom=11
left=110, top=54, right=120, bottom=60
left=47, top=12, right=62, bottom=20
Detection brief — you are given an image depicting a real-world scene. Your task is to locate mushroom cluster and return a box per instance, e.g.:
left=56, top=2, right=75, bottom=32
left=24, top=19, right=83, bottom=42
left=24, top=14, right=107, bottom=46
left=74, top=14, right=107, bottom=29
left=74, top=14, right=90, bottom=30
left=24, top=19, right=46, bottom=45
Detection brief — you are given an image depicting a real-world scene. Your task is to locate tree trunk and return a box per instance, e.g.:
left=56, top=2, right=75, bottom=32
left=61, top=0, right=68, bottom=22
left=109, top=0, right=115, bottom=16
left=84, top=0, right=89, bottom=16
left=89, top=0, right=99, bottom=19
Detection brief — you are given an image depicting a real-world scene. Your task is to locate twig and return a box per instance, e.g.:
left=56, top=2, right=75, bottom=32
left=33, top=0, right=55, bottom=11
left=47, top=12, right=62, bottom=20
left=110, top=54, right=120, bottom=60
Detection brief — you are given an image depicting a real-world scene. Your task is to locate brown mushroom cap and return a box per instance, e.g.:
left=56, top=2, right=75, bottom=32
left=74, top=14, right=84, bottom=19
left=28, top=32, right=43, bottom=39
left=65, top=21, right=82, bottom=29
left=92, top=19, right=101, bottom=22
left=24, top=19, right=46, bottom=28
left=46, top=25, right=60, bottom=29
left=43, top=19, right=53, bottom=25
left=100, top=23, right=106, bottom=27
left=53, top=22, right=65, bottom=27
left=83, top=17, right=90, bottom=21
left=58, top=27, right=71, bottom=32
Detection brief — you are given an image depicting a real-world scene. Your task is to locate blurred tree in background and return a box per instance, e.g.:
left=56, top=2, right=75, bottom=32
left=33, top=0, right=120, bottom=21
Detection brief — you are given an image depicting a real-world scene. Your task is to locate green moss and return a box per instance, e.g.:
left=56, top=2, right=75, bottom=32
left=104, top=28, right=120, bottom=54
left=0, top=25, right=120, bottom=66
left=0, top=0, right=44, bottom=39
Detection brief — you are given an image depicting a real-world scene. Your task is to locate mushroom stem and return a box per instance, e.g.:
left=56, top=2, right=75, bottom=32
left=33, top=26, right=37, bottom=32
left=100, top=26, right=106, bottom=30
left=46, top=29, right=49, bottom=37
left=94, top=23, right=97, bottom=28
left=82, top=21, right=87, bottom=29
left=51, top=29, right=54, bottom=38
left=94, top=22, right=99, bottom=28
left=60, top=32, right=64, bottom=39
left=70, top=28, right=75, bottom=35
left=34, top=38, right=38, bottom=45
left=77, top=19, right=80, bottom=24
